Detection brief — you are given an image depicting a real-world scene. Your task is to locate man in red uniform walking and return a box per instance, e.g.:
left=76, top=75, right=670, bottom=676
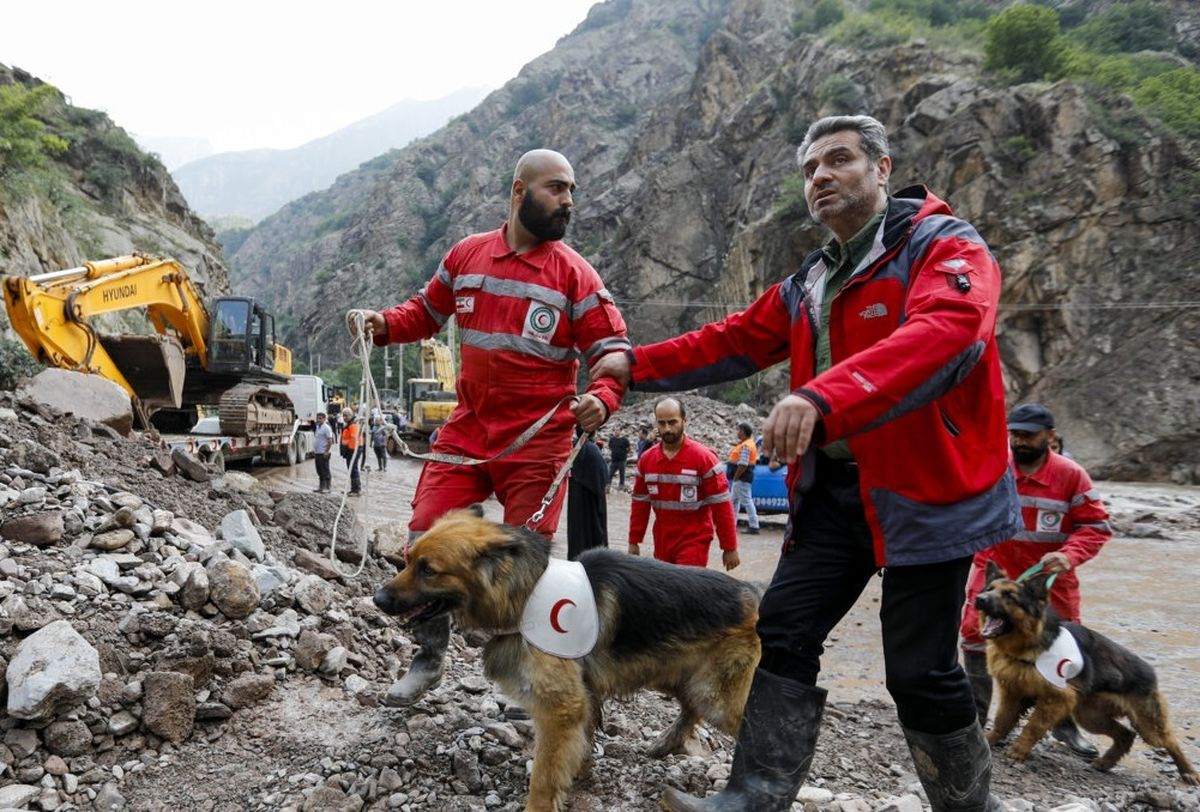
left=592, top=115, right=1016, bottom=811
left=350, top=149, right=630, bottom=707
left=960, top=402, right=1112, bottom=757
left=629, top=398, right=740, bottom=571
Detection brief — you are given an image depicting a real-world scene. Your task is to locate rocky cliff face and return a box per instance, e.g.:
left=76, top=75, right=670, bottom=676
left=0, top=65, right=229, bottom=317
left=230, top=0, right=1200, bottom=481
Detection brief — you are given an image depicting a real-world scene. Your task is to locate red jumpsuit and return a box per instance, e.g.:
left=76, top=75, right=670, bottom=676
left=629, top=436, right=739, bottom=566
left=960, top=451, right=1112, bottom=652
left=375, top=225, right=629, bottom=534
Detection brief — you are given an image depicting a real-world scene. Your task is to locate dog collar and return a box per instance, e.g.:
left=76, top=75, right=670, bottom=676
left=519, top=558, right=599, bottom=659
left=1035, top=627, right=1084, bottom=688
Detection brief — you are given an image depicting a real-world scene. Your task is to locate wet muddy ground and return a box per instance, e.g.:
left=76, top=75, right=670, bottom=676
left=256, top=456, right=1200, bottom=742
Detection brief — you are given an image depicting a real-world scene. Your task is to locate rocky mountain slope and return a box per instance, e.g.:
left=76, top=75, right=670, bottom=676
left=0, top=65, right=229, bottom=307
left=171, top=87, right=491, bottom=222
left=228, top=0, right=1200, bottom=482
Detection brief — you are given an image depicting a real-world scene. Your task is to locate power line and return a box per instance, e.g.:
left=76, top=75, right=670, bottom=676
left=612, top=298, right=1200, bottom=312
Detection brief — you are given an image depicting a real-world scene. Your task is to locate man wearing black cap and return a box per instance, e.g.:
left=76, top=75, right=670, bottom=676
left=960, top=402, right=1113, bottom=758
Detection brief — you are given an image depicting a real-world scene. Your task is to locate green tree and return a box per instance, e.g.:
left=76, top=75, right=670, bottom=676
left=0, top=83, right=68, bottom=175
left=983, top=4, right=1065, bottom=82
left=793, top=0, right=845, bottom=36
left=1069, top=0, right=1172, bottom=55
left=1134, top=68, right=1200, bottom=139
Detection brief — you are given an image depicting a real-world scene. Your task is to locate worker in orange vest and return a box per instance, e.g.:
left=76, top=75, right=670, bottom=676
left=339, top=407, right=363, bottom=496
left=727, top=421, right=760, bottom=535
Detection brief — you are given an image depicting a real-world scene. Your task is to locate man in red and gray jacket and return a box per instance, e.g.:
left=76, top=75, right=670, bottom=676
left=593, top=115, right=1018, bottom=811
left=628, top=398, right=740, bottom=571
left=352, top=149, right=630, bottom=708
left=961, top=402, right=1112, bottom=758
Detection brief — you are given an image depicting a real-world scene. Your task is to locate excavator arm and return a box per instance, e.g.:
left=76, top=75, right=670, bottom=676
left=4, top=254, right=209, bottom=409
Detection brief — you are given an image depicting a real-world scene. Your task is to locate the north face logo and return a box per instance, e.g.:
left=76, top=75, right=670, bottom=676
left=859, top=303, right=888, bottom=319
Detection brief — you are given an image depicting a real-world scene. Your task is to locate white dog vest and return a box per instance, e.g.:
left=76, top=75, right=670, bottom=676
left=520, top=558, right=599, bottom=659
left=1035, top=627, right=1084, bottom=688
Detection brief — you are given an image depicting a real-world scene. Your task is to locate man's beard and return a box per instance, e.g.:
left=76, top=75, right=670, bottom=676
left=659, top=431, right=681, bottom=446
left=809, top=168, right=877, bottom=228
left=518, top=193, right=570, bottom=242
left=1012, top=442, right=1049, bottom=465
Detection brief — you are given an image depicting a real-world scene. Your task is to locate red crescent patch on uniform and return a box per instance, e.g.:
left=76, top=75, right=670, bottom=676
left=1056, top=658, right=1071, bottom=678
left=550, top=598, right=575, bottom=634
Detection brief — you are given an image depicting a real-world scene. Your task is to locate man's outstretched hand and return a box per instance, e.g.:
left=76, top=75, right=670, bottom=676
left=588, top=351, right=631, bottom=387
left=762, top=394, right=820, bottom=463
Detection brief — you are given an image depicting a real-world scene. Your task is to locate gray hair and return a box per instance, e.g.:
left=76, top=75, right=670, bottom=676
left=797, top=115, right=890, bottom=166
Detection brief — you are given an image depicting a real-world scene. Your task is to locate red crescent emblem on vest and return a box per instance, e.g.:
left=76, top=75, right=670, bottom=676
left=550, top=598, right=575, bottom=634
left=1056, top=658, right=1072, bottom=678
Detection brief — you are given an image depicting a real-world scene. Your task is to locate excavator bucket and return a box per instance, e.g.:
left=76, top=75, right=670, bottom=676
left=99, top=334, right=186, bottom=410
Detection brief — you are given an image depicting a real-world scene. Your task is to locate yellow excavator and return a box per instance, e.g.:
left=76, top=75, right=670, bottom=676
left=3, top=253, right=295, bottom=435
left=404, top=338, right=457, bottom=436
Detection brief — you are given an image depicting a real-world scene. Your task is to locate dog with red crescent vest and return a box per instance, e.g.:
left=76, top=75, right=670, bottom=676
left=373, top=506, right=762, bottom=811
left=975, top=560, right=1198, bottom=784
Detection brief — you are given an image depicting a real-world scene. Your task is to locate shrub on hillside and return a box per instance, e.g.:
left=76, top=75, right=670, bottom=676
left=1133, top=67, right=1200, bottom=139
left=983, top=4, right=1066, bottom=82
left=793, top=0, right=845, bottom=36
left=0, top=84, right=68, bottom=177
left=1068, top=0, right=1173, bottom=55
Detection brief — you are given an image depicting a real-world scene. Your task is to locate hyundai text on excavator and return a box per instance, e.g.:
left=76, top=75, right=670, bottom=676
left=3, top=253, right=295, bottom=437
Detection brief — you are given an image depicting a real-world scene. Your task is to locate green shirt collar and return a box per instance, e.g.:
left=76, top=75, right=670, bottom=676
left=821, top=205, right=887, bottom=271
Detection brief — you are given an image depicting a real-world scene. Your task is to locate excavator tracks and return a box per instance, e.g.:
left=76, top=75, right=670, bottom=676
left=218, top=384, right=295, bottom=436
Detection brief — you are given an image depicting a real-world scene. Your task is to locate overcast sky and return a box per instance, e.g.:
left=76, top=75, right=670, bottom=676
left=2, top=0, right=598, bottom=153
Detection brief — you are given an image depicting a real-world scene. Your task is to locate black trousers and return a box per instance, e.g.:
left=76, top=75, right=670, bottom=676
left=314, top=452, right=331, bottom=485
left=608, top=457, right=626, bottom=488
left=757, top=453, right=976, bottom=735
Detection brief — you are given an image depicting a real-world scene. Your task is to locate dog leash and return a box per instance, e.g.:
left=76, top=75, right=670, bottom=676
left=525, top=429, right=592, bottom=530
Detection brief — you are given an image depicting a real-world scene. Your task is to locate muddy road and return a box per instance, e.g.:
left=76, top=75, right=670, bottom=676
left=256, top=454, right=1200, bottom=747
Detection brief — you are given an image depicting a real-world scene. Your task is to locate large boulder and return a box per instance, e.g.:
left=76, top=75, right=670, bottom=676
left=220, top=509, right=265, bottom=560
left=1, top=511, right=65, bottom=547
left=206, top=558, right=260, bottom=619
left=142, top=671, right=195, bottom=743
left=6, top=620, right=101, bottom=720
left=17, top=368, right=133, bottom=435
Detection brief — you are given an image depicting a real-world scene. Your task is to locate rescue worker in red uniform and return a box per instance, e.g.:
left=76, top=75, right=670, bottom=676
left=961, top=402, right=1112, bottom=758
left=349, top=149, right=630, bottom=707
left=592, top=115, right=1017, bottom=812
left=629, top=398, right=740, bottom=570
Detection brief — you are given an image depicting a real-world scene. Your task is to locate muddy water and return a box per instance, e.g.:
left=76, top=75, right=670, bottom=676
left=256, top=460, right=1200, bottom=739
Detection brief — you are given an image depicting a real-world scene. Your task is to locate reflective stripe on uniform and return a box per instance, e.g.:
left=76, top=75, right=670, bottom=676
left=1070, top=489, right=1102, bottom=506
left=702, top=464, right=723, bottom=479
left=1019, top=495, right=1070, bottom=511
left=1075, top=521, right=1112, bottom=531
left=420, top=291, right=449, bottom=326
left=644, top=473, right=700, bottom=485
left=454, top=274, right=569, bottom=310
left=1012, top=530, right=1069, bottom=543
left=571, top=290, right=615, bottom=319
left=584, top=335, right=632, bottom=361
left=434, top=262, right=451, bottom=287
left=649, top=493, right=730, bottom=510
left=461, top=329, right=576, bottom=361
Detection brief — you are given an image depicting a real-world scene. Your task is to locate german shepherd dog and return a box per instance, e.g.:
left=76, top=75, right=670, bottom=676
left=975, top=560, right=1198, bottom=784
left=373, top=507, right=762, bottom=812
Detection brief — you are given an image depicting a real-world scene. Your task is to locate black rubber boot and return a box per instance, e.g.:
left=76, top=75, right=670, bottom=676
left=384, top=613, right=450, bottom=707
left=963, top=650, right=992, bottom=728
left=660, top=669, right=826, bottom=812
left=902, top=723, right=1006, bottom=812
left=1052, top=718, right=1099, bottom=759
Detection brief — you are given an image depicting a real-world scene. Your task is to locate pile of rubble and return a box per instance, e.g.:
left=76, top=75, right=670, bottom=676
left=2, top=371, right=1197, bottom=811
left=596, top=393, right=763, bottom=455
